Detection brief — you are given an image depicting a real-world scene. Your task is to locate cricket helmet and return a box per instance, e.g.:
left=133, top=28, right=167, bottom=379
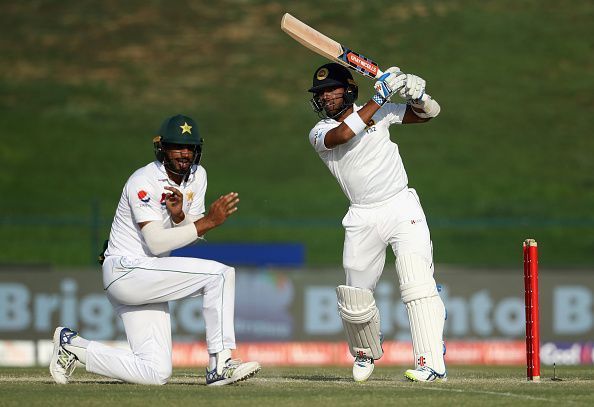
left=308, top=63, right=358, bottom=117
left=153, top=114, right=204, bottom=177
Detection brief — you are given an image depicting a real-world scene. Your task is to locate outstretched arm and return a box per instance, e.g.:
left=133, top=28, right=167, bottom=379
left=139, top=192, right=240, bottom=256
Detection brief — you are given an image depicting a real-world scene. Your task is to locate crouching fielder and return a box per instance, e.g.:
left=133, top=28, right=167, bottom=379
left=50, top=114, right=260, bottom=386
left=305, top=63, right=446, bottom=382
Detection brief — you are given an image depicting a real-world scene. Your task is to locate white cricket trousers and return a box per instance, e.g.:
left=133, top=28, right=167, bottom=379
left=85, top=255, right=236, bottom=385
left=341, top=187, right=447, bottom=373
left=342, top=188, right=433, bottom=289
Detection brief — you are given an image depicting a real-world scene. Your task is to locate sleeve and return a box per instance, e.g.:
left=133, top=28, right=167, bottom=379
left=141, top=221, right=198, bottom=256
left=308, top=121, right=337, bottom=153
left=188, top=167, right=207, bottom=218
left=382, top=103, right=408, bottom=125
left=126, top=176, right=162, bottom=224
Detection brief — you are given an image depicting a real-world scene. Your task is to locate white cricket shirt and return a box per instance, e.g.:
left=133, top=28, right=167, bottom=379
left=104, top=161, right=207, bottom=258
left=309, top=103, right=408, bottom=205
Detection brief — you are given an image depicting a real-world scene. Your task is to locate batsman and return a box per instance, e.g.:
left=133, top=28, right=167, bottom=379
left=305, top=63, right=446, bottom=382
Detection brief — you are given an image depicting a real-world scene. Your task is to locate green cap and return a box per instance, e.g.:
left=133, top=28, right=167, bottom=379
left=158, top=114, right=202, bottom=145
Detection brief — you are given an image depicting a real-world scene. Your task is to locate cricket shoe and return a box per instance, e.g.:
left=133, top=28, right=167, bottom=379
left=352, top=332, right=384, bottom=382
left=404, top=366, right=447, bottom=382
left=206, top=359, right=261, bottom=386
left=49, top=327, right=79, bottom=384
left=353, top=354, right=374, bottom=382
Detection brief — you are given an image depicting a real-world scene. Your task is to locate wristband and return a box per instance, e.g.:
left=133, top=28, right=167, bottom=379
left=343, top=111, right=367, bottom=135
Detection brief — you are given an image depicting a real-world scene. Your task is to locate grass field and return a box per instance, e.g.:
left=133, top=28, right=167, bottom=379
left=1, top=366, right=592, bottom=406
left=1, top=0, right=593, bottom=267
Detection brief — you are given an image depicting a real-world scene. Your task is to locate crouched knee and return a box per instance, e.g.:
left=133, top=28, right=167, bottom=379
left=141, top=363, right=171, bottom=385
left=155, top=364, right=172, bottom=385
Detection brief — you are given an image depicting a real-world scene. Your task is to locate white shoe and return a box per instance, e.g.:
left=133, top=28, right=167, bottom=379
left=206, top=359, right=261, bottom=386
left=353, top=355, right=374, bottom=382
left=49, top=327, right=79, bottom=384
left=404, top=366, right=447, bottom=382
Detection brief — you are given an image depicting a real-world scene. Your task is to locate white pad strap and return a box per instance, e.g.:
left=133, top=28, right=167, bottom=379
left=336, top=285, right=384, bottom=360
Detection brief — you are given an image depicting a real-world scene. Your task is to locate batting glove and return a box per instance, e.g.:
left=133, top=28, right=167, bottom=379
left=372, top=67, right=406, bottom=106
left=398, top=74, right=426, bottom=102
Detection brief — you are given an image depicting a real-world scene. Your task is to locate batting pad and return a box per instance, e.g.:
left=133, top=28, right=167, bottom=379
left=336, top=285, right=384, bottom=360
left=395, top=253, right=446, bottom=373
left=395, top=253, right=438, bottom=303
left=406, top=297, right=446, bottom=373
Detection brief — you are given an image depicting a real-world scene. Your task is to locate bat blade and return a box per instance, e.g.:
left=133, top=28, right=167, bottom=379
left=281, top=13, right=383, bottom=80
left=281, top=13, right=343, bottom=63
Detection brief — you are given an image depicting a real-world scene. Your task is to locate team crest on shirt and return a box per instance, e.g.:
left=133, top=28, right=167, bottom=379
left=137, top=190, right=150, bottom=203
left=186, top=191, right=195, bottom=203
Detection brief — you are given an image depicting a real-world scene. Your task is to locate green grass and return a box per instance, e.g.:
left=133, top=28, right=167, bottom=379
left=1, top=0, right=593, bottom=267
left=1, top=366, right=592, bottom=406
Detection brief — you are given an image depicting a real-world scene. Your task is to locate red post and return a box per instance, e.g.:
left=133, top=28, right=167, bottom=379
left=523, top=239, right=540, bottom=381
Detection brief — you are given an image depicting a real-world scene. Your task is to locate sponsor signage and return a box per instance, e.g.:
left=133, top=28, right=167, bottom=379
left=1, top=340, right=592, bottom=367
left=0, top=266, right=592, bottom=343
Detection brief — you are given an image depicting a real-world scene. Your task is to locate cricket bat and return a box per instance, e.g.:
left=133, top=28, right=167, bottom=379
left=281, top=13, right=384, bottom=80
left=280, top=13, right=429, bottom=102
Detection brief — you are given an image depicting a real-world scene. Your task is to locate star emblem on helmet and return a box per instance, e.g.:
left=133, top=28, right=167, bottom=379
left=180, top=122, right=192, bottom=135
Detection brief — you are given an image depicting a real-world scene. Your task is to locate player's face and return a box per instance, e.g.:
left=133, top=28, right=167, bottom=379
left=163, top=143, right=196, bottom=173
left=317, top=86, right=346, bottom=117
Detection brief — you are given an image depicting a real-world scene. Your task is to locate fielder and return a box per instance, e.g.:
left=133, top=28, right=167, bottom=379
left=50, top=114, right=260, bottom=386
left=306, top=63, right=446, bottom=382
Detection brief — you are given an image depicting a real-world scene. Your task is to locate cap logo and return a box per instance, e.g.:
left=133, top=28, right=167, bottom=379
left=316, top=67, right=329, bottom=80
left=180, top=122, right=192, bottom=135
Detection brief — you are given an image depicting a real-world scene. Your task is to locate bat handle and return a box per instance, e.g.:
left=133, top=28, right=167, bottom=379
left=418, top=93, right=430, bottom=103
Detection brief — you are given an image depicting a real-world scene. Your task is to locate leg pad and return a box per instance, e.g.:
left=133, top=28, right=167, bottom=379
left=336, top=285, right=383, bottom=360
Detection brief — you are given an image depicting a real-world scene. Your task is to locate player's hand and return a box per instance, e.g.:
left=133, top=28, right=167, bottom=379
left=398, top=73, right=426, bottom=102
left=164, top=186, right=184, bottom=222
left=384, top=66, right=406, bottom=92
left=373, top=67, right=406, bottom=106
left=205, top=192, right=239, bottom=227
